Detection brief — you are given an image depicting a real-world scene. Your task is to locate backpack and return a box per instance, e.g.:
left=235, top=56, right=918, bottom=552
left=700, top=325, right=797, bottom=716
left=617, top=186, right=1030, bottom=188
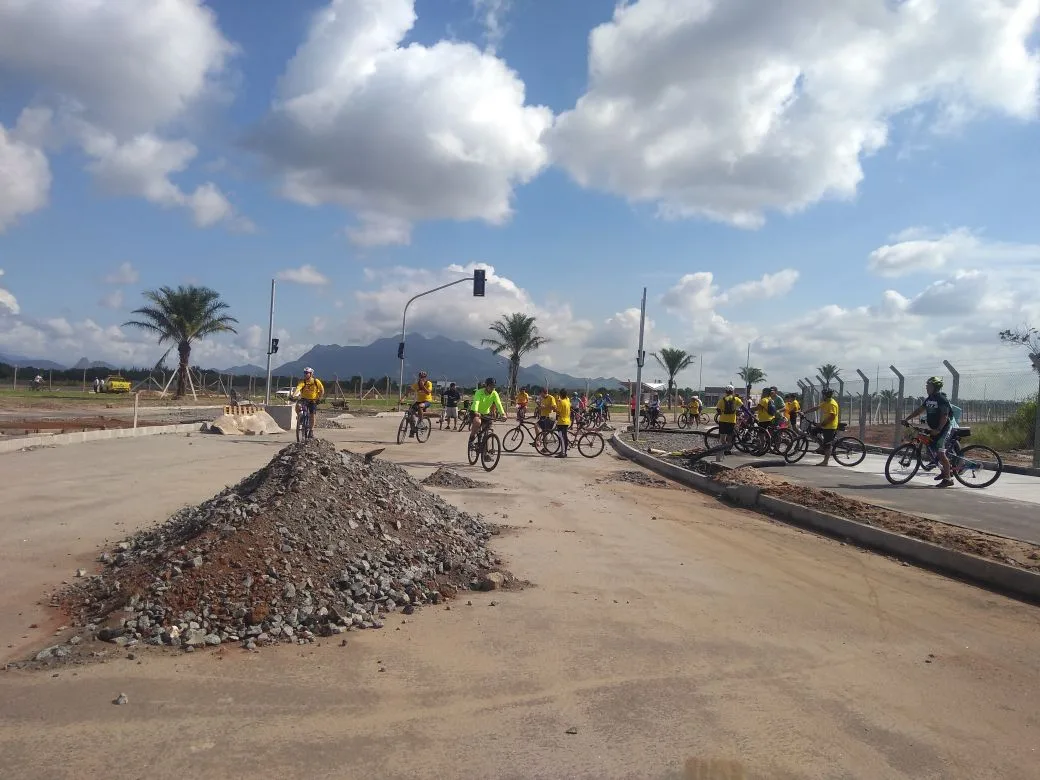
left=722, top=396, right=735, bottom=415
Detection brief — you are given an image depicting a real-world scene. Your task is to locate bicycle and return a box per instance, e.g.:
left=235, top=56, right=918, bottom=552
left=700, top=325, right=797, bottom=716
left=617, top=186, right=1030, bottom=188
left=639, top=407, right=667, bottom=431
left=396, top=403, right=432, bottom=444
left=467, top=417, right=502, bottom=472
left=676, top=409, right=705, bottom=429
left=784, top=421, right=866, bottom=466
left=532, top=421, right=606, bottom=458
left=296, top=400, right=316, bottom=442
left=502, top=419, right=540, bottom=452
left=885, top=424, right=1002, bottom=488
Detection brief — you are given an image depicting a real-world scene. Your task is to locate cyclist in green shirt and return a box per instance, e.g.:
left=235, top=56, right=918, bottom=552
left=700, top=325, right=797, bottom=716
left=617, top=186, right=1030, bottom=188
left=469, top=376, right=506, bottom=445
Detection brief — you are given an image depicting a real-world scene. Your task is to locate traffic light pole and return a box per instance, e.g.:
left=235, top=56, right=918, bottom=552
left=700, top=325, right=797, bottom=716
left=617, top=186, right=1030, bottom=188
left=264, top=279, right=276, bottom=405
left=398, top=275, right=479, bottom=401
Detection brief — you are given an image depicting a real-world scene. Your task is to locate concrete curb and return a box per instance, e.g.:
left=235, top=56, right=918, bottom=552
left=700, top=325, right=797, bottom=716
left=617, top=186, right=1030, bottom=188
left=0, top=422, right=212, bottom=454
left=610, top=434, right=1040, bottom=604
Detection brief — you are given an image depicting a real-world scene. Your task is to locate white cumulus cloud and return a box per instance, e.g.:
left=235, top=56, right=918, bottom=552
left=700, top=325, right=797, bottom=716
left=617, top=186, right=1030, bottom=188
left=0, top=113, right=51, bottom=232
left=98, top=289, right=124, bottom=311
left=276, top=265, right=331, bottom=286
left=103, top=262, right=139, bottom=285
left=251, top=0, right=553, bottom=246
left=550, top=0, right=1040, bottom=227
left=0, top=269, right=20, bottom=315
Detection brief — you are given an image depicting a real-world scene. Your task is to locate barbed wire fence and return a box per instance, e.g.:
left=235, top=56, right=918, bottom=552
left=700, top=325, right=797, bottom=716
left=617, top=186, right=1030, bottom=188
left=795, top=360, right=1038, bottom=463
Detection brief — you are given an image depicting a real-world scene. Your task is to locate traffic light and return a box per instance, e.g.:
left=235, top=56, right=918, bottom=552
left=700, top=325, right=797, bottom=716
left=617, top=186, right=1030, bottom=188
left=270, top=338, right=279, bottom=355
left=473, top=269, right=486, bottom=297
left=397, top=341, right=405, bottom=360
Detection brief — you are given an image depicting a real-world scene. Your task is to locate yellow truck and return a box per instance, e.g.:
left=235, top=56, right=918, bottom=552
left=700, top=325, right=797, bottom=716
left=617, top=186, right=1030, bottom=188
left=102, top=375, right=132, bottom=393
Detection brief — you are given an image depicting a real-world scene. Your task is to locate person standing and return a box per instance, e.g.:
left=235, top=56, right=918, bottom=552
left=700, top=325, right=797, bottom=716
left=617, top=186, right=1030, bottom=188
left=555, top=389, right=572, bottom=458
left=804, top=388, right=840, bottom=467
left=442, top=382, right=461, bottom=430
left=715, top=384, right=743, bottom=461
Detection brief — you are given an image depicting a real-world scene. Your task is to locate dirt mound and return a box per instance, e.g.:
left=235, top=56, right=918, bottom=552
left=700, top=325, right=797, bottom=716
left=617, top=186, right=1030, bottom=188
left=715, top=466, right=1040, bottom=572
left=422, top=467, right=485, bottom=489
left=56, top=439, right=509, bottom=656
left=599, top=470, right=669, bottom=487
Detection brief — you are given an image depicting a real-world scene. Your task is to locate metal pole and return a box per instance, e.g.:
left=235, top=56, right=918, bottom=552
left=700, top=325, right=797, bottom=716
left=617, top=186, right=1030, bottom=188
left=133, top=391, right=140, bottom=429
left=942, top=359, right=960, bottom=405
left=837, top=377, right=845, bottom=423
left=398, top=276, right=473, bottom=401
left=856, top=369, right=869, bottom=441
left=13, top=365, right=17, bottom=390
left=264, top=279, right=276, bottom=406
left=891, top=366, right=904, bottom=447
left=633, top=287, right=647, bottom=442
left=48, top=369, right=52, bottom=390
left=1030, top=353, right=1040, bottom=468
left=698, top=355, right=703, bottom=392
left=83, top=368, right=87, bottom=393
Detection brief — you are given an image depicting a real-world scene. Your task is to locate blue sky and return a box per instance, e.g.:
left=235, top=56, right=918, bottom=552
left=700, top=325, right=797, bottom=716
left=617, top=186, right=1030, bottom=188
left=1, top=0, right=1040, bottom=390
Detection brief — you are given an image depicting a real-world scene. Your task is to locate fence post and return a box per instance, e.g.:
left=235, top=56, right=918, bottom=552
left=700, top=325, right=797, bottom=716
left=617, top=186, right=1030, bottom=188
left=836, top=377, right=846, bottom=423
left=890, top=365, right=904, bottom=447
left=13, top=365, right=17, bottom=390
left=942, top=360, right=960, bottom=405
left=856, top=369, right=869, bottom=442
left=1030, top=353, right=1040, bottom=468
left=803, top=377, right=816, bottom=410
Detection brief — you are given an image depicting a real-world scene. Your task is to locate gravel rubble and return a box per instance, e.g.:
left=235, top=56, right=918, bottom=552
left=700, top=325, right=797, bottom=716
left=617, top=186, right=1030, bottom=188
left=23, top=439, right=512, bottom=667
left=421, top=467, right=486, bottom=489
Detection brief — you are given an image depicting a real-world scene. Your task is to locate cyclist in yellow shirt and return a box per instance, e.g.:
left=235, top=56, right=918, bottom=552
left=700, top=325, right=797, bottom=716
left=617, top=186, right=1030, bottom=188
left=804, top=388, right=840, bottom=466
left=715, top=384, right=743, bottom=461
left=407, top=370, right=434, bottom=438
left=537, top=389, right=557, bottom=437
left=756, top=386, right=777, bottom=429
left=555, top=389, right=572, bottom=458
left=515, top=388, right=530, bottom=422
left=687, top=394, right=702, bottom=424
left=293, top=368, right=325, bottom=434
left=784, top=393, right=801, bottom=430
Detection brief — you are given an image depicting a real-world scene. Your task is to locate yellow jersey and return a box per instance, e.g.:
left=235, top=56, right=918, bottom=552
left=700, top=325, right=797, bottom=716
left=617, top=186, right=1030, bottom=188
left=687, top=399, right=701, bottom=414
left=538, top=394, right=557, bottom=417
left=295, top=377, right=324, bottom=401
left=820, top=398, right=840, bottom=430
left=516, top=390, right=530, bottom=406
left=756, top=396, right=775, bottom=423
left=412, top=380, right=433, bottom=403
left=556, top=396, right=572, bottom=426
left=716, top=394, right=743, bottom=424
left=785, top=399, right=800, bottom=418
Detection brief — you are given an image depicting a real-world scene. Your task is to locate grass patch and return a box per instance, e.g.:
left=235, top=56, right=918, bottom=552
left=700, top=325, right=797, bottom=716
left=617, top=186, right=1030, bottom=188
left=969, top=397, right=1036, bottom=452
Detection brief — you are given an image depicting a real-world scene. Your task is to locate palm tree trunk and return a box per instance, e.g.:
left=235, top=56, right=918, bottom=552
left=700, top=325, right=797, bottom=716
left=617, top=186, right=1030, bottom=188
left=176, top=340, right=190, bottom=398
left=510, top=355, right=520, bottom=397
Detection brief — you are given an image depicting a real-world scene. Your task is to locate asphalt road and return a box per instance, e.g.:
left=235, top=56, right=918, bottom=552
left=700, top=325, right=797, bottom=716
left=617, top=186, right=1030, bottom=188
left=2, top=417, right=1039, bottom=779
left=635, top=428, right=1040, bottom=544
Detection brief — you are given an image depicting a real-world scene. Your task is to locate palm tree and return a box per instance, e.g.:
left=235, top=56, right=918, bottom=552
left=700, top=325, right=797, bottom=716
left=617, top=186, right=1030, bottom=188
left=737, top=366, right=767, bottom=388
left=124, top=285, right=238, bottom=398
left=817, top=363, right=842, bottom=387
left=481, top=313, right=549, bottom=396
left=651, top=347, right=695, bottom=408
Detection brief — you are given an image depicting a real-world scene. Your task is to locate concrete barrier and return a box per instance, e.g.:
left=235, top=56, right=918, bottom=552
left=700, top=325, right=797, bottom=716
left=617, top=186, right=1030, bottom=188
left=263, top=404, right=297, bottom=432
left=0, top=423, right=210, bottom=454
left=610, top=433, right=1040, bottom=604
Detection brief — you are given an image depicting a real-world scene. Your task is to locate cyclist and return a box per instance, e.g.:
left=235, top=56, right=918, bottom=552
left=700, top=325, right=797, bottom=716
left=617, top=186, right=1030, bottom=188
left=902, top=376, right=954, bottom=487
left=515, top=387, right=530, bottom=421
left=408, top=370, right=434, bottom=437
left=804, top=388, right=840, bottom=466
left=469, top=377, right=506, bottom=446
left=687, top=394, right=702, bottom=424
left=594, top=392, right=609, bottom=422
left=715, top=385, right=743, bottom=460
left=556, top=389, right=572, bottom=458
left=755, top=387, right=776, bottom=432
left=784, top=393, right=801, bottom=429
left=293, top=367, right=325, bottom=436
left=647, top=393, right=661, bottom=426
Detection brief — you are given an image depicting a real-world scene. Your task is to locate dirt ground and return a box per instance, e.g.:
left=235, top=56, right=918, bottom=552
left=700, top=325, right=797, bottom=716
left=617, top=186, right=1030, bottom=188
left=713, top=466, right=1040, bottom=571
left=1, top=419, right=1039, bottom=779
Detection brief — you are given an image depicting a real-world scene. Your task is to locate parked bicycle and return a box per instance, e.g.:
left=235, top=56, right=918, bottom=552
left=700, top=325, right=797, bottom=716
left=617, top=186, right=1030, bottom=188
left=532, top=420, right=606, bottom=458
left=467, top=417, right=502, bottom=472
left=502, top=419, right=540, bottom=452
left=784, top=421, right=866, bottom=466
left=396, top=403, right=432, bottom=444
left=885, top=424, right=1002, bottom=488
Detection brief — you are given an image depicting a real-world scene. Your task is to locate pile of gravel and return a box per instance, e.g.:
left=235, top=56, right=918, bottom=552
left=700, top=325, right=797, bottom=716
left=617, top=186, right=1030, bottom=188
left=422, top=467, right=485, bottom=489
left=59, top=439, right=506, bottom=654
left=598, top=470, right=669, bottom=487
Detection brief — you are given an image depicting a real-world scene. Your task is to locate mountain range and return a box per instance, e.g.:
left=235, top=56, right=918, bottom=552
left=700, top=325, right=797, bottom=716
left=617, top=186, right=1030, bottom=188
left=269, top=335, right=624, bottom=390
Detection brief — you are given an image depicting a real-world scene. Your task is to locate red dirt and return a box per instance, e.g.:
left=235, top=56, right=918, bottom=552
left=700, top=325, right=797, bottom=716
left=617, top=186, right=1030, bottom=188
left=0, top=416, right=162, bottom=435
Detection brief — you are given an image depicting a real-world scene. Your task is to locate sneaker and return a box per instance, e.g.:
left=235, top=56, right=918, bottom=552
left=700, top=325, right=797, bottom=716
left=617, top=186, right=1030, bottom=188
left=936, top=479, right=954, bottom=488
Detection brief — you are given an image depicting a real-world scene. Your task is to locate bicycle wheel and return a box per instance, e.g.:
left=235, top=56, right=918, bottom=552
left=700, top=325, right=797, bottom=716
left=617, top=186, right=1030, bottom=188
left=577, top=431, right=605, bottom=458
left=784, top=435, right=809, bottom=463
left=480, top=433, right=502, bottom=472
left=536, top=430, right=560, bottom=456
left=832, top=436, right=866, bottom=467
left=953, top=445, right=1003, bottom=488
left=772, top=428, right=796, bottom=456
left=296, top=411, right=305, bottom=443
left=702, top=426, right=722, bottom=450
left=884, top=443, right=921, bottom=485
left=748, top=428, right=770, bottom=457
left=502, top=426, right=525, bottom=452
left=677, top=413, right=688, bottom=429
left=467, top=435, right=480, bottom=465
left=415, top=416, right=432, bottom=443
left=396, top=416, right=409, bottom=445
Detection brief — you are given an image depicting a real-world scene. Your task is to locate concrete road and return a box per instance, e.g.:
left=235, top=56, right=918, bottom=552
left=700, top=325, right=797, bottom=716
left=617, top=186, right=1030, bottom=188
left=1, top=418, right=1039, bottom=779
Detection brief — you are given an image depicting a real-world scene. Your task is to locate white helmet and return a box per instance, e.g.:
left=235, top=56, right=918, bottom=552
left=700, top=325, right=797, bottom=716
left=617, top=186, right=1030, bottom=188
left=726, top=384, right=734, bottom=392
left=304, top=367, right=314, bottom=374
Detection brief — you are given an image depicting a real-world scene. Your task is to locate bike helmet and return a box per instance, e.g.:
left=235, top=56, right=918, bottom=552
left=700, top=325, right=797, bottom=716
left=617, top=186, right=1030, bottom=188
left=726, top=384, right=735, bottom=392
left=822, top=388, right=835, bottom=397
left=484, top=377, right=496, bottom=387
left=926, top=376, right=943, bottom=389
left=304, top=367, right=314, bottom=374
left=417, top=370, right=428, bottom=378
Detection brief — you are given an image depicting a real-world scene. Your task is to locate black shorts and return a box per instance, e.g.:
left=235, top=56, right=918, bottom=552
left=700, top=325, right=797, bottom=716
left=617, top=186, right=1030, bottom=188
left=719, top=421, right=735, bottom=435
left=557, top=424, right=569, bottom=436
left=820, top=428, right=837, bottom=445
